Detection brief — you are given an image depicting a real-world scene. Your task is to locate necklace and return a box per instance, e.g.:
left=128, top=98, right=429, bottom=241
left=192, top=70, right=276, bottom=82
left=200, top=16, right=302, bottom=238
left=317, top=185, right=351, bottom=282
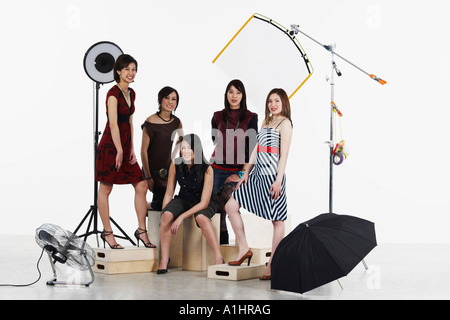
left=157, top=111, right=173, bottom=122
left=117, top=84, right=129, bottom=94
left=117, top=85, right=131, bottom=106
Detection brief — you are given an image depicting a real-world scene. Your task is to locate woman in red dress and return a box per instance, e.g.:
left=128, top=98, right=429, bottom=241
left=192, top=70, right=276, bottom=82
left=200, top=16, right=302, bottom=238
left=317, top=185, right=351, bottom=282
left=95, top=54, right=155, bottom=249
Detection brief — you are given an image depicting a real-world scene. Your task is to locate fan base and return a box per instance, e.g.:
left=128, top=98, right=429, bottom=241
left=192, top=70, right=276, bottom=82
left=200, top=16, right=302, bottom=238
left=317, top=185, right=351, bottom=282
left=46, top=280, right=92, bottom=287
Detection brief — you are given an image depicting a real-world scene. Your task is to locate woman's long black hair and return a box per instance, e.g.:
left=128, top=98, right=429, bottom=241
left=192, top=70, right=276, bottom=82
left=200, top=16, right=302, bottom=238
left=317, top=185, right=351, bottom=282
left=176, top=134, right=210, bottom=180
left=223, top=79, right=248, bottom=123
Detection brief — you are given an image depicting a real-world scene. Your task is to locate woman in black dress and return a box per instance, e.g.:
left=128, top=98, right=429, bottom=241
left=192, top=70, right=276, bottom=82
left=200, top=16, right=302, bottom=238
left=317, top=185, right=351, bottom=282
left=141, top=86, right=183, bottom=211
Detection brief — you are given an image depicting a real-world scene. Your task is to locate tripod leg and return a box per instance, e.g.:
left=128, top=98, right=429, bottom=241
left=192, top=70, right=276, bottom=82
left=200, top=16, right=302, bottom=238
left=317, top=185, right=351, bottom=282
left=75, top=205, right=136, bottom=247
left=110, top=216, right=136, bottom=246
left=84, top=206, right=95, bottom=242
left=73, top=206, right=94, bottom=235
left=84, top=206, right=102, bottom=247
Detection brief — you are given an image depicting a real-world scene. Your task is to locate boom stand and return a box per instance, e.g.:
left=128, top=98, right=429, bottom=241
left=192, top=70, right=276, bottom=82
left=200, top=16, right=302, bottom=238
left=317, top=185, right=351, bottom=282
left=290, top=24, right=386, bottom=214
left=73, top=82, right=136, bottom=246
left=290, top=25, right=386, bottom=271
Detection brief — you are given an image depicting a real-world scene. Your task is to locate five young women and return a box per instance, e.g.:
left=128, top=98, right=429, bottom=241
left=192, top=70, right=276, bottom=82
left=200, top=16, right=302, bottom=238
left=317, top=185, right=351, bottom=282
left=94, top=55, right=293, bottom=280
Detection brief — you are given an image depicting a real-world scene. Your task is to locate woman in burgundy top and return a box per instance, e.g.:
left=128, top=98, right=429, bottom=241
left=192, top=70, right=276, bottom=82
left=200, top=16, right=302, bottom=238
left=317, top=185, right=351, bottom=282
left=95, top=54, right=154, bottom=249
left=210, top=79, right=258, bottom=244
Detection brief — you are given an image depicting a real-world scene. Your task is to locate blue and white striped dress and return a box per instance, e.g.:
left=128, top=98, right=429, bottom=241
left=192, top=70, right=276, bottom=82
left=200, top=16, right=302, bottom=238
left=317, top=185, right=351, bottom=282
left=232, top=127, right=287, bottom=221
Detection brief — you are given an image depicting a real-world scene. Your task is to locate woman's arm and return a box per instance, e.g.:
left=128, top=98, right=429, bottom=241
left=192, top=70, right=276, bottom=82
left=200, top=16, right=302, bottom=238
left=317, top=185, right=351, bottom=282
left=170, top=166, right=214, bottom=234
left=270, top=120, right=293, bottom=199
left=162, top=162, right=177, bottom=209
left=140, top=127, right=153, bottom=190
left=107, top=96, right=123, bottom=171
left=236, top=143, right=258, bottom=189
left=128, top=115, right=137, bottom=165
left=171, top=121, right=184, bottom=161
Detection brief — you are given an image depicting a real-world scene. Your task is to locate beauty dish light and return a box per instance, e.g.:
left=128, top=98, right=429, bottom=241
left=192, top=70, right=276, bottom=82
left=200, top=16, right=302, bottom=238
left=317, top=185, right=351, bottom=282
left=83, top=41, right=123, bottom=84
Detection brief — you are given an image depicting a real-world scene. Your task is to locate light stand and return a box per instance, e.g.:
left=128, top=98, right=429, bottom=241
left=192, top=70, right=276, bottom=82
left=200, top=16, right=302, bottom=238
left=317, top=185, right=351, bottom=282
left=290, top=25, right=386, bottom=273
left=289, top=25, right=386, bottom=214
left=74, top=41, right=136, bottom=246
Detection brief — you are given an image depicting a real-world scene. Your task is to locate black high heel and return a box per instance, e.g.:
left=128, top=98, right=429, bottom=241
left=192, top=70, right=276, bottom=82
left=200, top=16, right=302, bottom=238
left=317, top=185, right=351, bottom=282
left=157, top=258, right=170, bottom=274
left=134, top=228, right=157, bottom=248
left=100, top=230, right=124, bottom=249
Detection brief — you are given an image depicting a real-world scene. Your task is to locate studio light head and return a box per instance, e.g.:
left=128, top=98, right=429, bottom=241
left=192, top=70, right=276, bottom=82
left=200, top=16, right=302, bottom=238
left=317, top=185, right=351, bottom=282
left=83, top=41, right=123, bottom=84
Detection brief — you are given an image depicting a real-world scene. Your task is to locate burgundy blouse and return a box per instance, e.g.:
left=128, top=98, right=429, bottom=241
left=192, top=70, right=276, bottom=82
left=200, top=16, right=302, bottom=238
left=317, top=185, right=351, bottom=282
left=210, top=109, right=258, bottom=170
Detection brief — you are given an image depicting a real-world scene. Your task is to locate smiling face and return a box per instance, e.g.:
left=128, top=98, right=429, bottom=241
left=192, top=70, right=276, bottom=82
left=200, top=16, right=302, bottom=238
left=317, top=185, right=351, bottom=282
left=226, top=85, right=243, bottom=109
left=117, top=62, right=137, bottom=84
left=267, top=93, right=283, bottom=116
left=181, top=140, right=194, bottom=164
left=160, top=91, right=178, bottom=113
left=263, top=88, right=291, bottom=126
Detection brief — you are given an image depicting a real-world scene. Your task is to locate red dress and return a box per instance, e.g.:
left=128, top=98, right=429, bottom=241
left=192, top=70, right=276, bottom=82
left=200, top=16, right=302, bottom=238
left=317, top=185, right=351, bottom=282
left=95, top=85, right=144, bottom=184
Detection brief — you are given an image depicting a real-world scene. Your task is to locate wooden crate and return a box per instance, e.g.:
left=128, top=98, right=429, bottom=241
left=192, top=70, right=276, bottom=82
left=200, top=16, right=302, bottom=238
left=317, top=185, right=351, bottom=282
left=207, top=263, right=266, bottom=281
left=93, top=247, right=158, bottom=274
left=93, top=259, right=158, bottom=274
left=182, top=214, right=220, bottom=271
left=241, top=214, right=292, bottom=248
left=94, top=246, right=158, bottom=262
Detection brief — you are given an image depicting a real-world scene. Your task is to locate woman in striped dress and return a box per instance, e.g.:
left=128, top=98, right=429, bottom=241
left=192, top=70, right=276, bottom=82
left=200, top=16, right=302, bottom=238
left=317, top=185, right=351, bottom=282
left=225, top=88, right=293, bottom=280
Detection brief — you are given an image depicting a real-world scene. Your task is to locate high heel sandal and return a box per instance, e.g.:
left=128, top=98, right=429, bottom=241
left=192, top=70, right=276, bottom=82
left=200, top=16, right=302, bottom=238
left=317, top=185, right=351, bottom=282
left=100, top=230, right=124, bottom=249
left=134, top=228, right=157, bottom=248
left=228, top=249, right=253, bottom=266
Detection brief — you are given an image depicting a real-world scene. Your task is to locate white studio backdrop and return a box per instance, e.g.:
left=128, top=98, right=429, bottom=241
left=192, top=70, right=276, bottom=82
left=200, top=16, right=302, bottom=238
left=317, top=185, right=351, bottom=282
left=0, top=0, right=449, bottom=243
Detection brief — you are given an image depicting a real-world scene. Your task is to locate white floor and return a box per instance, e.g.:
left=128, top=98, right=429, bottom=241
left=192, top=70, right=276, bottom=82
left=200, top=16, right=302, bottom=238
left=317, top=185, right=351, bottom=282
left=1, top=235, right=449, bottom=300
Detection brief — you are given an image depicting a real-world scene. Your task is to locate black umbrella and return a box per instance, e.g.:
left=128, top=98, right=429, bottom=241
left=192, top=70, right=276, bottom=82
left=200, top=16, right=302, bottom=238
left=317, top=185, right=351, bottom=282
left=271, top=213, right=377, bottom=294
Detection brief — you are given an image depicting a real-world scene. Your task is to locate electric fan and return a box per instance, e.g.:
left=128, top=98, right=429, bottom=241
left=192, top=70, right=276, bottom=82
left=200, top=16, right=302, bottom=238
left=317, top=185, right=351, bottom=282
left=35, top=223, right=96, bottom=286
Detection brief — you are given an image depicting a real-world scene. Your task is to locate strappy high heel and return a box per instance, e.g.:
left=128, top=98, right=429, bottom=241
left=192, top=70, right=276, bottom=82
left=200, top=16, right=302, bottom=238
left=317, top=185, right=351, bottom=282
left=134, top=228, right=157, bottom=248
left=228, top=249, right=253, bottom=266
left=100, top=230, right=124, bottom=249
